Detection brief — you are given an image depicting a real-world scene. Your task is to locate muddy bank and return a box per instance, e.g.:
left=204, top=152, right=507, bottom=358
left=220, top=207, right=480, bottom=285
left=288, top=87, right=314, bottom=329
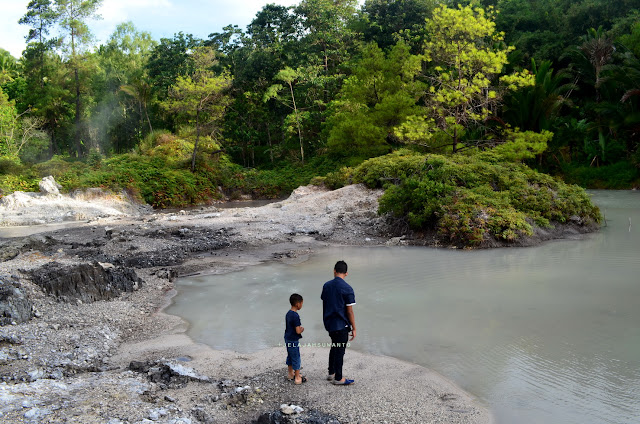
left=0, top=182, right=598, bottom=423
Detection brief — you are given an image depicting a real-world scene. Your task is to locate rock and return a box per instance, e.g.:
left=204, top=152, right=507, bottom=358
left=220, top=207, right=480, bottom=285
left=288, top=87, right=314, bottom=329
left=29, top=262, right=142, bottom=303
left=0, top=280, right=33, bottom=326
left=191, top=407, right=213, bottom=423
left=168, top=419, right=192, bottom=424
left=28, top=368, right=45, bottom=382
left=280, top=404, right=304, bottom=415
left=148, top=408, right=169, bottom=421
left=569, top=215, right=583, bottom=225
left=155, top=268, right=177, bottom=282
left=24, top=408, right=40, bottom=419
left=385, top=236, right=406, bottom=246
left=38, top=176, right=62, bottom=195
left=280, top=405, right=295, bottom=415
left=129, top=360, right=209, bottom=389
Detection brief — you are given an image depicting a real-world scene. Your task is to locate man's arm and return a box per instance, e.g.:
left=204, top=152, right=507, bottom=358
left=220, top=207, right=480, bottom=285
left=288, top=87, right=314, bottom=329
left=346, top=305, right=356, bottom=341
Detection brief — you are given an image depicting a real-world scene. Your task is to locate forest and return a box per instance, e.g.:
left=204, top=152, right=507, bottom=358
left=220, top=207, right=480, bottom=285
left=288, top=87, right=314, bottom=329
left=0, top=0, right=636, bottom=243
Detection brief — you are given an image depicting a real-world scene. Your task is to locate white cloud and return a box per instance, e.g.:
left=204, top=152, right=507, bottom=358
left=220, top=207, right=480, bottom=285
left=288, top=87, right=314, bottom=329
left=98, top=0, right=173, bottom=23
left=0, top=0, right=31, bottom=57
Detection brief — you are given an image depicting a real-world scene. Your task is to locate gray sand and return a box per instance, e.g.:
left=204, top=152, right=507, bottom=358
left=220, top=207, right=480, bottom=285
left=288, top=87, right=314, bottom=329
left=1, top=183, right=493, bottom=423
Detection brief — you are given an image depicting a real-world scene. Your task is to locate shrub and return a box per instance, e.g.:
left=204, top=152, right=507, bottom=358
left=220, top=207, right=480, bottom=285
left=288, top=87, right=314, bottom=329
left=87, top=149, right=103, bottom=170
left=0, top=156, right=23, bottom=175
left=352, top=149, right=427, bottom=188
left=364, top=149, right=601, bottom=247
left=560, top=161, right=640, bottom=189
left=323, top=167, right=354, bottom=189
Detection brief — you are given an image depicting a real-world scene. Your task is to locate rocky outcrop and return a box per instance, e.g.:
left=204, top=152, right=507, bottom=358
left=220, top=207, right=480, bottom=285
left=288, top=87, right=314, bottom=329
left=0, top=176, right=150, bottom=227
left=29, top=262, right=142, bottom=303
left=0, top=280, right=33, bottom=326
left=38, top=175, right=62, bottom=196
left=129, top=360, right=211, bottom=389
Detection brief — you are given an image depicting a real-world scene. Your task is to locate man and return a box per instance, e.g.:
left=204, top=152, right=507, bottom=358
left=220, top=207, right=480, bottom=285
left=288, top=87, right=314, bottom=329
left=321, top=260, right=356, bottom=385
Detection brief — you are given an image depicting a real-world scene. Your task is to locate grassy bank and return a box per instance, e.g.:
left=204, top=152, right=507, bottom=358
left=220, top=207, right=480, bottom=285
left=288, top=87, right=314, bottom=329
left=0, top=133, right=336, bottom=208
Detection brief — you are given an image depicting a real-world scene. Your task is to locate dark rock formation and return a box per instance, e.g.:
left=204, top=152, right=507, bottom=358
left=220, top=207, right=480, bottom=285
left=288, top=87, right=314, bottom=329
left=0, top=280, right=33, bottom=326
left=29, top=262, right=142, bottom=303
left=252, top=410, right=341, bottom=424
left=129, top=360, right=210, bottom=389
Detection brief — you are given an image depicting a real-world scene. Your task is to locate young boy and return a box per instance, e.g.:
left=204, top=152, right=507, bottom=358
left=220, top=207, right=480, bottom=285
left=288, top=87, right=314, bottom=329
left=284, top=293, right=306, bottom=384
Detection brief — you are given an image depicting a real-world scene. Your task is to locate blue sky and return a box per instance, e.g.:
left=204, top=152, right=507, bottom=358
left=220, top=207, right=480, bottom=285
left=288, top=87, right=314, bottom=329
left=1, top=0, right=300, bottom=58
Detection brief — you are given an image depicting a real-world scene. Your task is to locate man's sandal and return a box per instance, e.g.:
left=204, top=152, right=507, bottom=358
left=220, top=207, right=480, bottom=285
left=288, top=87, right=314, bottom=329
left=331, top=378, right=354, bottom=385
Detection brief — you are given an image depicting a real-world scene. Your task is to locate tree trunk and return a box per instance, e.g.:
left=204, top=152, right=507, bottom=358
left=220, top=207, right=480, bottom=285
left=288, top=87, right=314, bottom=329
left=71, top=26, right=83, bottom=158
left=288, top=82, right=304, bottom=164
left=452, top=126, right=458, bottom=154
left=144, top=103, right=153, bottom=134
left=74, top=67, right=83, bottom=157
left=49, top=130, right=56, bottom=157
left=191, top=109, right=200, bottom=172
left=267, top=124, right=273, bottom=164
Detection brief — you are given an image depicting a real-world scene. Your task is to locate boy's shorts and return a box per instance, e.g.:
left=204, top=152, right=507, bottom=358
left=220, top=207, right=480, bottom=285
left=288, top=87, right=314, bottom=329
left=285, top=340, right=301, bottom=370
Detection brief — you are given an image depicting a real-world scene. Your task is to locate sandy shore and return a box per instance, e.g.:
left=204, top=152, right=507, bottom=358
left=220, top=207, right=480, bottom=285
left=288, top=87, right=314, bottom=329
left=0, top=184, right=497, bottom=423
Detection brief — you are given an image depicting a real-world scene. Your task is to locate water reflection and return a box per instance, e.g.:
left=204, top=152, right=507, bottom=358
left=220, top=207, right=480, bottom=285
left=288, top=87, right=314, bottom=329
left=167, top=190, right=640, bottom=424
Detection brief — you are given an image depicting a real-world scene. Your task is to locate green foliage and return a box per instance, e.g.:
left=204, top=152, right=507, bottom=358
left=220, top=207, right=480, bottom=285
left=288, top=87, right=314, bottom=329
left=321, top=166, right=354, bottom=189
left=396, top=4, right=534, bottom=152
left=0, top=156, right=24, bottom=175
left=0, top=88, right=49, bottom=161
left=160, top=46, right=232, bottom=171
left=326, top=41, right=423, bottom=158
left=355, top=149, right=601, bottom=247
left=0, top=88, right=17, bottom=157
left=501, top=59, right=575, bottom=132
left=0, top=174, right=40, bottom=194
left=360, top=0, right=437, bottom=51
left=492, top=0, right=640, bottom=62
left=479, top=130, right=553, bottom=163
left=561, top=161, right=640, bottom=189
left=352, top=149, right=426, bottom=188
left=5, top=0, right=640, bottom=193
left=0, top=133, right=336, bottom=207
left=86, top=148, right=102, bottom=169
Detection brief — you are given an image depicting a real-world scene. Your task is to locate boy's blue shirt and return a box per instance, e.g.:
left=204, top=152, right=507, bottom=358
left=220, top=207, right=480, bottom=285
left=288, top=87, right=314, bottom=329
left=284, top=310, right=302, bottom=341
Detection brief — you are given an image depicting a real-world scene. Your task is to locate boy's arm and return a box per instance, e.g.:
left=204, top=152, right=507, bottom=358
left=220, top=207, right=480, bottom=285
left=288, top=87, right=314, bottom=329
left=295, top=325, right=304, bottom=334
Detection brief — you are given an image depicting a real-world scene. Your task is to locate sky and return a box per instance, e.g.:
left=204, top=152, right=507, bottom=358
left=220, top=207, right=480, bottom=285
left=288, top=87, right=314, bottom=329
left=0, top=0, right=300, bottom=58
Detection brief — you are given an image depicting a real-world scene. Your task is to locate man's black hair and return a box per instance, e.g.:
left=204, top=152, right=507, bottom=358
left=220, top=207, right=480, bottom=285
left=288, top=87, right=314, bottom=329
left=334, top=260, right=348, bottom=274
left=290, top=293, right=303, bottom=306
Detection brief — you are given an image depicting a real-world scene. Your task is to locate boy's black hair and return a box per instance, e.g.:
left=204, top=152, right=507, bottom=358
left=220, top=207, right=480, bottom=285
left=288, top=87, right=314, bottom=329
left=334, top=260, right=348, bottom=274
left=290, top=293, right=303, bottom=306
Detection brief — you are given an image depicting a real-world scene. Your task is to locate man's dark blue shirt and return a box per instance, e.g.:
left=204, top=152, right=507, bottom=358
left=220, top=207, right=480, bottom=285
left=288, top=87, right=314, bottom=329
left=321, top=277, right=356, bottom=332
left=284, top=310, right=302, bottom=341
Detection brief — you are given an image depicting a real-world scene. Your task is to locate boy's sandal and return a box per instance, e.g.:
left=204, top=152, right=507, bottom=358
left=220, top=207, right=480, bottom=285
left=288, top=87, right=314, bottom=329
left=293, top=376, right=307, bottom=384
left=289, top=376, right=307, bottom=383
left=332, top=378, right=355, bottom=386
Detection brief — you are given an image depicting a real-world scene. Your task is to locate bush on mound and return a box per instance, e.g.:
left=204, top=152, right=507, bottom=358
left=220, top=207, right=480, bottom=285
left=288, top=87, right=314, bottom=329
left=338, top=143, right=601, bottom=247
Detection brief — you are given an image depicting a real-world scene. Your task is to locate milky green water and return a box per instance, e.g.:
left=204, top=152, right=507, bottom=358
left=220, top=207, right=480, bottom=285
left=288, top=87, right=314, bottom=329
left=166, top=190, right=640, bottom=424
